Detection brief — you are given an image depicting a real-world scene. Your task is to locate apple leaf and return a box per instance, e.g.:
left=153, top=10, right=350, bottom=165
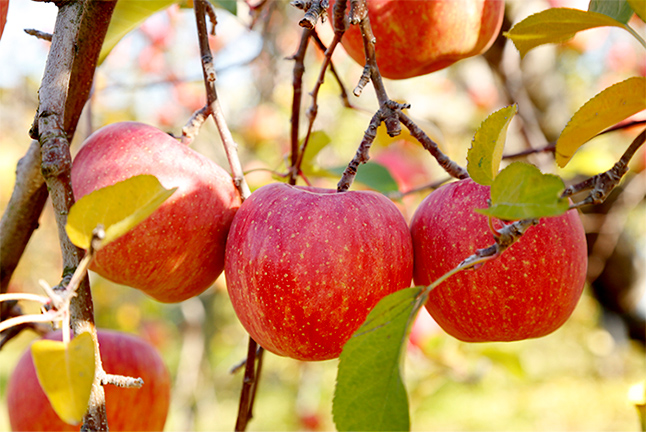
left=628, top=0, right=646, bottom=22
left=588, top=0, right=634, bottom=24
left=299, top=131, right=332, bottom=176
left=476, top=162, right=569, bottom=220
left=66, top=174, right=177, bottom=250
left=98, top=0, right=178, bottom=65
left=210, top=0, right=237, bottom=16
left=333, top=286, right=427, bottom=432
left=504, top=8, right=627, bottom=58
left=466, top=104, right=518, bottom=186
left=556, top=76, right=646, bottom=167
left=31, top=332, right=96, bottom=425
left=328, top=162, right=400, bottom=194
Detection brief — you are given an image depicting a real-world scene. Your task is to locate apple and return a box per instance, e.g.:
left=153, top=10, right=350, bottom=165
left=71, top=122, right=241, bottom=303
left=0, top=0, right=7, bottom=42
left=224, top=183, right=414, bottom=361
left=7, top=329, right=171, bottom=431
left=410, top=178, right=587, bottom=342
left=330, top=0, right=505, bottom=80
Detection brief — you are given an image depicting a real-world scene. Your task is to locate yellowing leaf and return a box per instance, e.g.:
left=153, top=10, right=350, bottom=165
left=66, top=174, right=177, bottom=250
left=556, top=77, right=646, bottom=167
left=627, top=0, right=646, bottom=22
left=467, top=104, right=518, bottom=186
left=31, top=332, right=96, bottom=425
left=99, top=0, right=178, bottom=65
left=504, top=8, right=628, bottom=58
left=476, top=162, right=569, bottom=220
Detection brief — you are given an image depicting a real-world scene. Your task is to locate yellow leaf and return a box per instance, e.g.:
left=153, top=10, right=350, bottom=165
left=628, top=0, right=646, bottom=22
left=504, top=8, right=628, bottom=58
left=99, top=0, right=178, bottom=65
left=556, top=77, right=646, bottom=167
left=66, top=174, right=177, bottom=250
left=31, top=332, right=96, bottom=425
left=467, top=104, right=518, bottom=186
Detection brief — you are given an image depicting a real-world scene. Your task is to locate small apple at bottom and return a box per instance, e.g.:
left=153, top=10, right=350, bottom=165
left=7, top=329, right=171, bottom=431
left=330, top=0, right=505, bottom=80
left=410, top=178, right=587, bottom=342
left=224, top=183, right=414, bottom=361
left=71, top=122, right=241, bottom=303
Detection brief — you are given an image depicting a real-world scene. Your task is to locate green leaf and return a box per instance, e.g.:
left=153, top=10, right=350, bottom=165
left=476, top=162, right=569, bottom=220
left=333, top=286, right=427, bottom=432
left=504, top=8, right=627, bottom=58
left=66, top=174, right=177, bottom=250
left=628, top=0, right=646, bottom=22
left=99, top=0, right=179, bottom=65
left=329, top=162, right=400, bottom=194
left=589, top=0, right=635, bottom=24
left=467, top=104, right=518, bottom=186
left=556, top=76, right=646, bottom=167
left=31, top=332, right=96, bottom=425
left=210, top=0, right=237, bottom=16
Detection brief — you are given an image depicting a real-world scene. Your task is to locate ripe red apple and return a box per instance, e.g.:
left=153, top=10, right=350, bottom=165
left=0, top=0, right=7, bottom=42
left=224, top=183, right=414, bottom=361
left=71, top=122, right=241, bottom=302
left=410, top=178, right=587, bottom=342
left=7, top=329, right=171, bottom=431
left=330, top=0, right=505, bottom=80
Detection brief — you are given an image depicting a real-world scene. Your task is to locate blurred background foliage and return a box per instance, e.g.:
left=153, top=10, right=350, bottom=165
left=1, top=0, right=645, bottom=430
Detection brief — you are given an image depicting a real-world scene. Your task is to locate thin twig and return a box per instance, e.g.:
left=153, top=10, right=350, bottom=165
left=398, top=112, right=469, bottom=180
left=235, top=338, right=259, bottom=431
left=287, top=27, right=314, bottom=185
left=194, top=0, right=251, bottom=200
left=24, top=28, right=53, bottom=41
left=563, top=128, right=646, bottom=208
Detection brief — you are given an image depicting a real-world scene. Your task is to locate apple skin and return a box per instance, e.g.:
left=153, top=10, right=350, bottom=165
left=7, top=329, right=171, bottom=431
left=224, top=183, right=414, bottom=361
left=330, top=0, right=505, bottom=80
left=410, top=179, right=587, bottom=342
left=71, top=122, right=241, bottom=303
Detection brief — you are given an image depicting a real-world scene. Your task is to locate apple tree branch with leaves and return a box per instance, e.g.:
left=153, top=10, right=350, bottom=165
left=1, top=0, right=645, bottom=431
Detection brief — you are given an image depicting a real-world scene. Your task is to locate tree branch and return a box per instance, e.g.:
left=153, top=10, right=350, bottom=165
left=193, top=0, right=251, bottom=200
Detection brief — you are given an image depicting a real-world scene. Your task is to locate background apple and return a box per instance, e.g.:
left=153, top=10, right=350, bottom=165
left=7, top=329, right=171, bottom=431
left=224, top=183, right=414, bottom=361
left=410, top=178, right=587, bottom=342
left=330, top=0, right=505, bottom=80
left=71, top=122, right=241, bottom=303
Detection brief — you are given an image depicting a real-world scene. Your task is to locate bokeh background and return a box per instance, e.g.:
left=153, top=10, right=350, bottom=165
left=1, top=0, right=645, bottom=430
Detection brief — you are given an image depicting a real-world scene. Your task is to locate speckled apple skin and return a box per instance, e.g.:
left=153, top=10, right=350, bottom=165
left=330, top=0, right=504, bottom=80
left=7, top=330, right=170, bottom=431
left=410, top=179, right=587, bottom=342
left=71, top=122, right=241, bottom=303
left=225, top=183, right=414, bottom=361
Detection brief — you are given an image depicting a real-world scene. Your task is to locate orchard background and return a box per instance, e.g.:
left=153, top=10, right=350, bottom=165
left=1, top=0, right=645, bottom=430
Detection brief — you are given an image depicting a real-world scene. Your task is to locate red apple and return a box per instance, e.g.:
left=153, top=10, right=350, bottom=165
left=71, top=122, right=241, bottom=303
left=224, top=183, right=414, bottom=361
left=330, top=0, right=505, bottom=80
left=410, top=178, right=587, bottom=342
left=0, top=0, right=7, bottom=42
left=7, top=329, right=171, bottom=431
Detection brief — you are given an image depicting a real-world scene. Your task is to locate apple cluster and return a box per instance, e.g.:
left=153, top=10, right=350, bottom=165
left=67, top=121, right=587, bottom=360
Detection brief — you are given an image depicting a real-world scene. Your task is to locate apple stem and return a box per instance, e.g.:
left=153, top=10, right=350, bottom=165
left=563, top=128, right=646, bottom=208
